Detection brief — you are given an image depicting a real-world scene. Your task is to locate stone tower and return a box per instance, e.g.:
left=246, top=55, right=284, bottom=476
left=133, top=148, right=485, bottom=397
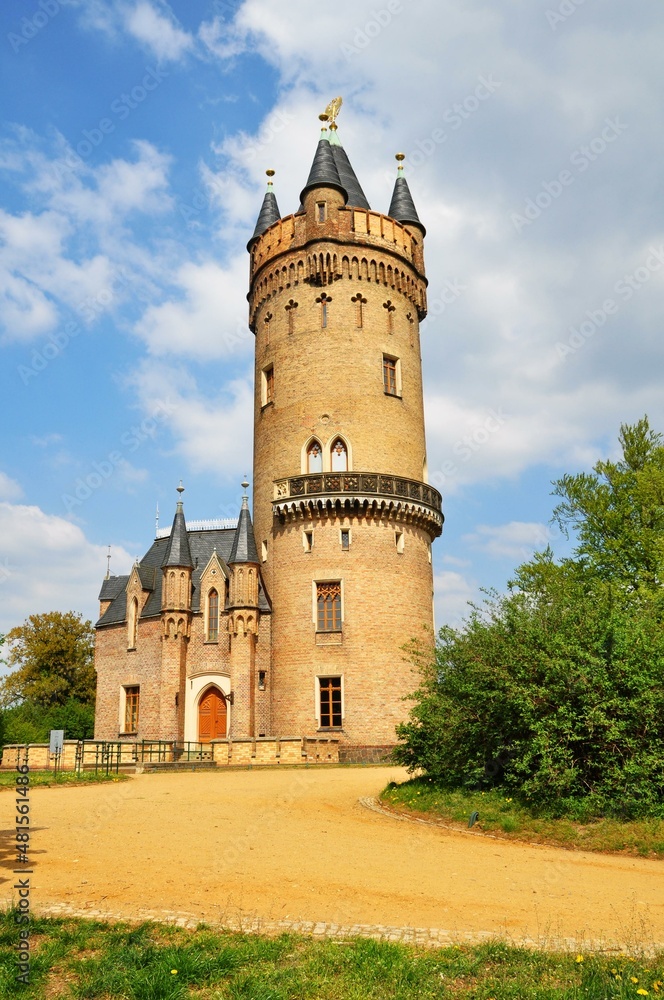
left=247, top=108, right=443, bottom=748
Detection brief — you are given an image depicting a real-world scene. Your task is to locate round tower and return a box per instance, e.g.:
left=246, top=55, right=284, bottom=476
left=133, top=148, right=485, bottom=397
left=247, top=106, right=443, bottom=748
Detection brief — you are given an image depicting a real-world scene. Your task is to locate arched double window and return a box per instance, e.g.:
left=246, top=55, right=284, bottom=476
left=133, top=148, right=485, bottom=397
left=207, top=589, right=219, bottom=642
left=330, top=438, right=348, bottom=472
left=307, top=439, right=323, bottom=473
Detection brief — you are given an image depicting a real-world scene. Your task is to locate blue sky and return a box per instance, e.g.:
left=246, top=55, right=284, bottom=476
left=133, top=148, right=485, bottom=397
left=1, top=0, right=663, bottom=637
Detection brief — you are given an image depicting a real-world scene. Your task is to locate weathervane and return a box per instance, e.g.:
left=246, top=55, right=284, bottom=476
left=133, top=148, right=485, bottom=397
left=319, top=96, right=343, bottom=126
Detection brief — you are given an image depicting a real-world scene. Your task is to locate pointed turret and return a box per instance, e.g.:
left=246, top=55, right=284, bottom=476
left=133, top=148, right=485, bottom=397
left=328, top=122, right=370, bottom=210
left=229, top=481, right=259, bottom=564
left=247, top=170, right=281, bottom=249
left=299, top=123, right=348, bottom=205
left=162, top=483, right=194, bottom=569
left=388, top=153, right=426, bottom=236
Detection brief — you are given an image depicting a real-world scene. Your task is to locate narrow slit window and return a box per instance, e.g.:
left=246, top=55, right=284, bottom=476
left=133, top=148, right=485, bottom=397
left=285, top=299, right=298, bottom=334
left=304, top=530, right=313, bottom=552
left=207, top=589, right=219, bottom=641
left=352, top=293, right=366, bottom=328
left=383, top=300, right=396, bottom=334
left=395, top=530, right=404, bottom=554
left=341, top=529, right=350, bottom=551
left=317, top=202, right=327, bottom=222
left=316, top=293, right=331, bottom=329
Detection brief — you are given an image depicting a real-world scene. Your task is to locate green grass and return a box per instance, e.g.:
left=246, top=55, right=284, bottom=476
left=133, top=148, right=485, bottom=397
left=0, top=910, right=662, bottom=999
left=380, top=777, right=664, bottom=858
left=0, top=769, right=129, bottom=789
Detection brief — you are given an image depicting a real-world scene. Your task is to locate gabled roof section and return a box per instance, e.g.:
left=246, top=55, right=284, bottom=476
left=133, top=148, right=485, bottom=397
left=328, top=125, right=370, bottom=210
left=162, top=494, right=194, bottom=569
left=299, top=128, right=348, bottom=204
left=229, top=495, right=259, bottom=564
left=98, top=575, right=127, bottom=602
left=247, top=170, right=281, bottom=249
left=387, top=155, right=426, bottom=236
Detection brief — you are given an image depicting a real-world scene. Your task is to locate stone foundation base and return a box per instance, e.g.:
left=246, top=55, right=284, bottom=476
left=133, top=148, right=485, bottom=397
left=338, top=744, right=395, bottom=765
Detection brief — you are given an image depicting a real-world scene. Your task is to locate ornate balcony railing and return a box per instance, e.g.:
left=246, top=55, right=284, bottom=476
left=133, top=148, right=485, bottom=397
left=273, top=472, right=443, bottom=535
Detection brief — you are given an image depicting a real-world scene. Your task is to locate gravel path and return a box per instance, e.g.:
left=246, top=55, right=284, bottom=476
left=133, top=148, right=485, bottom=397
left=3, top=766, right=662, bottom=952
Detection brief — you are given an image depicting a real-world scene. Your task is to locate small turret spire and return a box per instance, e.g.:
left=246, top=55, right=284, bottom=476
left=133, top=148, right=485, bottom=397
left=229, top=479, right=259, bottom=564
left=388, top=153, right=426, bottom=236
left=162, top=482, right=194, bottom=568
left=247, top=169, right=281, bottom=249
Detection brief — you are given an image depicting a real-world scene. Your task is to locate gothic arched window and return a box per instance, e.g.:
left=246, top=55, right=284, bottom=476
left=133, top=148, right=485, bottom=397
left=307, top=439, right=323, bottom=473
left=330, top=438, right=348, bottom=472
left=207, top=589, right=219, bottom=642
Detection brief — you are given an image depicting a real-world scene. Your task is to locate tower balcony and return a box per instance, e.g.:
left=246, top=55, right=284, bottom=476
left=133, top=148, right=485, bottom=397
left=273, top=472, right=443, bottom=538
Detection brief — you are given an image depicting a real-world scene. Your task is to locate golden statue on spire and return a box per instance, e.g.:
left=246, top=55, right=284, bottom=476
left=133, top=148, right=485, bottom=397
left=320, top=96, right=343, bottom=125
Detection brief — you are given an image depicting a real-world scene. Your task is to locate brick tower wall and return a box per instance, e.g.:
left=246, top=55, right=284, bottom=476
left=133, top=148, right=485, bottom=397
left=249, top=186, right=441, bottom=746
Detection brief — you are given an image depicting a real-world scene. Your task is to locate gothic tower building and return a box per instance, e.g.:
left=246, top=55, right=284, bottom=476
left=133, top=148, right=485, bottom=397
left=93, top=105, right=443, bottom=752
left=248, top=108, right=443, bottom=746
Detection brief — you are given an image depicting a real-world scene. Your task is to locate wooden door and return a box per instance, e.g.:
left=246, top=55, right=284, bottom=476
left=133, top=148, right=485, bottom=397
left=198, top=687, right=227, bottom=742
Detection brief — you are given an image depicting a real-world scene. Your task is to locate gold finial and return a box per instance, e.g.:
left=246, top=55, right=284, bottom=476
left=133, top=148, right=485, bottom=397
left=321, top=96, right=343, bottom=125
left=396, top=153, right=405, bottom=162
left=266, top=169, right=275, bottom=177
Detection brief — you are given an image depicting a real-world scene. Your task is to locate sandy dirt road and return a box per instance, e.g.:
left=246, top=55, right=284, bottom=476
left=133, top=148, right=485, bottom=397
left=2, top=766, right=662, bottom=950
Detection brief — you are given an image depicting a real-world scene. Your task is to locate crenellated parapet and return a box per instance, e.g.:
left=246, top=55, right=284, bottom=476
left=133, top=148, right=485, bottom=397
left=248, top=208, right=427, bottom=331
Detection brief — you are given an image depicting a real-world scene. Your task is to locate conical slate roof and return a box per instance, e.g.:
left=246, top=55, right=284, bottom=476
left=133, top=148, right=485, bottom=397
left=329, top=126, right=370, bottom=210
left=162, top=496, right=194, bottom=569
left=248, top=184, right=281, bottom=248
left=229, top=496, right=259, bottom=564
left=388, top=159, right=426, bottom=236
left=299, top=130, right=348, bottom=204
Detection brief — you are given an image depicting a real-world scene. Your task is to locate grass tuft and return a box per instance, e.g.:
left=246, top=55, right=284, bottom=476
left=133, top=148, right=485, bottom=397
left=381, top=777, right=664, bottom=857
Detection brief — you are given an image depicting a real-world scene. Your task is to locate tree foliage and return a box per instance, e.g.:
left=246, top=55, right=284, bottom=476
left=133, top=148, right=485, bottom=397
left=1, top=611, right=95, bottom=709
left=395, top=418, right=664, bottom=819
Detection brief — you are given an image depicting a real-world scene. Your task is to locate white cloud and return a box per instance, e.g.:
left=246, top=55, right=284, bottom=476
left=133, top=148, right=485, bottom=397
left=0, top=473, right=23, bottom=502
left=72, top=0, right=195, bottom=62
left=124, top=2, right=195, bottom=62
left=135, top=256, right=250, bottom=359
left=0, top=137, right=174, bottom=341
left=129, top=360, right=254, bottom=479
left=434, top=569, right=476, bottom=629
left=464, top=522, right=553, bottom=562
left=0, top=501, right=133, bottom=635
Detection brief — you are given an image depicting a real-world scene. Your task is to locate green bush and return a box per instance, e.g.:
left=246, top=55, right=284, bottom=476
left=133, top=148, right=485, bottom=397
left=395, top=417, right=664, bottom=820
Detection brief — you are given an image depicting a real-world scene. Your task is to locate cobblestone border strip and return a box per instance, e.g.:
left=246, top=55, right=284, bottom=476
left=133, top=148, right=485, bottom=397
left=34, top=900, right=654, bottom=956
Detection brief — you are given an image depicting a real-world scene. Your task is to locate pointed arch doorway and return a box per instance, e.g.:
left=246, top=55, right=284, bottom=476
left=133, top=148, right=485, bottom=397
left=198, top=686, right=227, bottom=742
